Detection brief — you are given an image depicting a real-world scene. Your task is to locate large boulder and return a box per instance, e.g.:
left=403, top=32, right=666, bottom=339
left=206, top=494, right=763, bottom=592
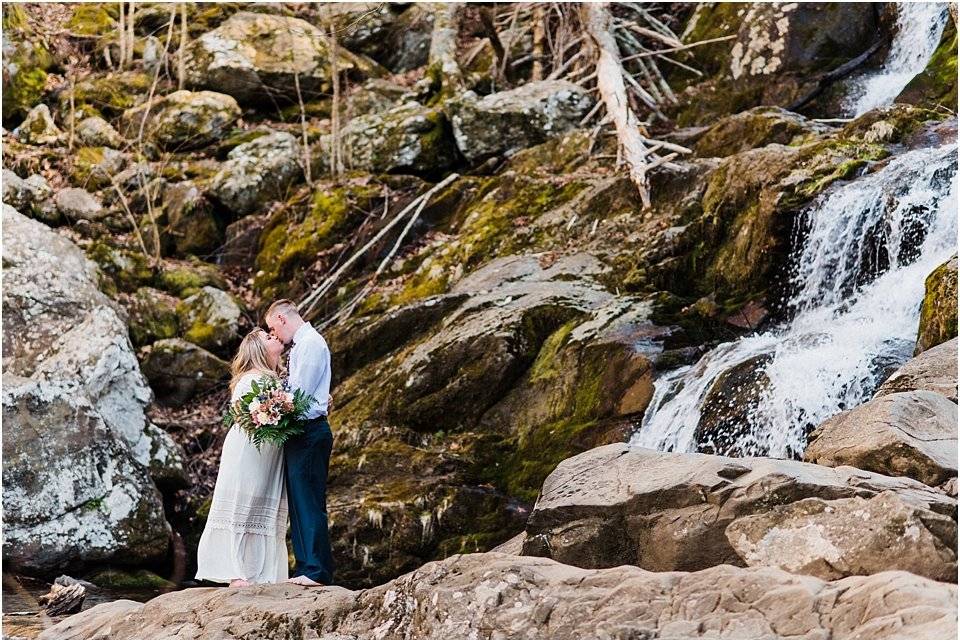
left=875, top=338, right=958, bottom=403
left=2, top=205, right=185, bottom=572
left=2, top=377, right=171, bottom=574
left=208, top=130, right=302, bottom=216
left=68, top=146, right=129, bottom=190
left=521, top=443, right=956, bottom=573
left=675, top=3, right=879, bottom=125
left=139, top=338, right=229, bottom=406
left=804, top=391, right=958, bottom=486
left=726, top=491, right=956, bottom=582
left=120, top=90, right=240, bottom=150
left=183, top=11, right=382, bottom=104
left=175, top=286, right=242, bottom=356
left=916, top=254, right=958, bottom=355
left=445, top=81, right=594, bottom=163
left=40, top=553, right=958, bottom=640
left=123, top=287, right=180, bottom=347
left=332, top=101, right=457, bottom=175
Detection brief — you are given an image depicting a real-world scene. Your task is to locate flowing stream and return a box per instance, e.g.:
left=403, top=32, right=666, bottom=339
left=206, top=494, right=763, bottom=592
left=632, top=144, right=958, bottom=458
left=845, top=2, right=949, bottom=116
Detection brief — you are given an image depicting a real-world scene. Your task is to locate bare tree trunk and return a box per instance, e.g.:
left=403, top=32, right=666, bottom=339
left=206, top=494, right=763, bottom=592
left=127, top=1, right=136, bottom=67
left=326, top=27, right=344, bottom=179
left=178, top=3, right=188, bottom=89
left=294, top=73, right=313, bottom=187
left=428, top=3, right=464, bottom=97
left=118, top=1, right=126, bottom=68
left=582, top=2, right=652, bottom=208
left=532, top=4, right=546, bottom=81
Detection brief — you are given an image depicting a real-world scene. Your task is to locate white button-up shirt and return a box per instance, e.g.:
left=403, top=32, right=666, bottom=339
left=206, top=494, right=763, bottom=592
left=287, top=322, right=331, bottom=419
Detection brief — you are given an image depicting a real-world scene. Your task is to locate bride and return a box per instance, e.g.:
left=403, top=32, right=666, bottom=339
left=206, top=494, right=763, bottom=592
left=196, top=328, right=289, bottom=587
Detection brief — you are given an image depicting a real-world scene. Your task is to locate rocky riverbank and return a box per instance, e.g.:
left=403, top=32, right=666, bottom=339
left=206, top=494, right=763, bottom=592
left=3, top=3, right=958, bottom=639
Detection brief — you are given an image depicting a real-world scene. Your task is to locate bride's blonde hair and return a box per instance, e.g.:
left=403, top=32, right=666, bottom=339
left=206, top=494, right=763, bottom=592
left=229, top=329, right=278, bottom=393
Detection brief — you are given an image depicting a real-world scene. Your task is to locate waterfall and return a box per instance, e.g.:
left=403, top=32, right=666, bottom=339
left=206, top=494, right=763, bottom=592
left=632, top=144, right=958, bottom=458
left=845, top=3, right=949, bottom=116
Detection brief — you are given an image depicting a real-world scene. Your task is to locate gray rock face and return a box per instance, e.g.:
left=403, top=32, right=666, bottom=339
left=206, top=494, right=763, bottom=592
left=139, top=338, right=229, bottom=407
left=2, top=206, right=184, bottom=572
left=120, top=90, right=240, bottom=150
left=726, top=491, right=957, bottom=582
left=53, top=187, right=105, bottom=221
left=184, top=12, right=380, bottom=104
left=875, top=338, right=958, bottom=403
left=2, top=377, right=171, bottom=574
left=805, top=390, right=958, bottom=486
left=522, top=443, right=957, bottom=573
left=76, top=116, right=126, bottom=148
left=40, top=553, right=958, bottom=640
left=446, top=81, right=594, bottom=163
left=333, top=101, right=457, bottom=175
left=13, top=103, right=63, bottom=145
left=208, top=130, right=302, bottom=216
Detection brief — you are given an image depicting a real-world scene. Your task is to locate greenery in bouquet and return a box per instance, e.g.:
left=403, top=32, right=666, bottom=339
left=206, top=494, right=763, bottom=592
left=223, top=376, right=313, bottom=449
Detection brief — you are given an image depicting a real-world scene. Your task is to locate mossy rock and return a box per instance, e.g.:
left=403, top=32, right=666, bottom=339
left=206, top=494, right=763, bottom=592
left=254, top=179, right=385, bottom=300
left=897, top=19, right=958, bottom=111
left=158, top=181, right=223, bottom=258
left=84, top=568, right=174, bottom=590
left=175, top=286, right=242, bottom=355
left=839, top=104, right=949, bottom=146
left=916, top=254, right=958, bottom=355
left=66, top=3, right=119, bottom=37
left=125, top=286, right=179, bottom=347
left=2, top=5, right=55, bottom=123
left=390, top=174, right=588, bottom=307
left=69, top=146, right=129, bottom=190
left=86, top=242, right=156, bottom=295
left=120, top=90, right=241, bottom=151
left=157, top=260, right=228, bottom=298
left=139, top=338, right=230, bottom=406
left=68, top=71, right=152, bottom=119
left=694, top=106, right=831, bottom=158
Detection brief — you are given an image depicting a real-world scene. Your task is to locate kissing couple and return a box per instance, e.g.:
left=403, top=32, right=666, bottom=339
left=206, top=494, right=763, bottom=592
left=195, top=300, right=334, bottom=587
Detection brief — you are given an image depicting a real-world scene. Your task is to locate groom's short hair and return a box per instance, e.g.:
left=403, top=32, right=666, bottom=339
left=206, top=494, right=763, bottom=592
left=266, top=299, right=300, bottom=321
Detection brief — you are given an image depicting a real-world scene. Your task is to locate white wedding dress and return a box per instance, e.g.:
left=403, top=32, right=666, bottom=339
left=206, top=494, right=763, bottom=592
left=195, top=372, right=289, bottom=584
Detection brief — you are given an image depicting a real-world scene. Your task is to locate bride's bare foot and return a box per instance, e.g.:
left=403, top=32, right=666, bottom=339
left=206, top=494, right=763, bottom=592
left=229, top=579, right=252, bottom=588
left=285, top=575, right=321, bottom=586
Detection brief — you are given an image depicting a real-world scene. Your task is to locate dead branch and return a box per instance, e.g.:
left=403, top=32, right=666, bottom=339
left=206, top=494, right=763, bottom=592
left=428, top=3, right=464, bottom=97
left=582, top=2, right=653, bottom=207
left=300, top=173, right=460, bottom=317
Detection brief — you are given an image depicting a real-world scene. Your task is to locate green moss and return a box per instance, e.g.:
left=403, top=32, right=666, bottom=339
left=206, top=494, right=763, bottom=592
left=491, top=418, right=600, bottom=503
left=86, top=242, right=155, bottom=294
left=254, top=181, right=383, bottom=299
left=917, top=255, right=958, bottom=353
left=85, top=569, right=175, bottom=590
left=66, top=3, right=118, bottom=36
left=528, top=320, right=578, bottom=383
left=70, top=71, right=151, bottom=118
left=897, top=21, right=958, bottom=110
left=2, top=6, right=54, bottom=122
left=157, top=261, right=227, bottom=297
left=391, top=177, right=587, bottom=306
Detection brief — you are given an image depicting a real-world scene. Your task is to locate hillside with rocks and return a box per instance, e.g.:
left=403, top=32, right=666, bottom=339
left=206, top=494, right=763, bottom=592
left=2, top=3, right=958, bottom=639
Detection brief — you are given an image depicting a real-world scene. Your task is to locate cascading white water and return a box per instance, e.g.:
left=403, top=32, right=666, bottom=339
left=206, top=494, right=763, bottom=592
left=632, top=144, right=958, bottom=458
left=845, top=3, right=949, bottom=116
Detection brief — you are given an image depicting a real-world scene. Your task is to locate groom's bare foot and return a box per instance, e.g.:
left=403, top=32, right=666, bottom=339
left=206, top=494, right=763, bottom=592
left=229, top=579, right=252, bottom=588
left=286, top=575, right=322, bottom=586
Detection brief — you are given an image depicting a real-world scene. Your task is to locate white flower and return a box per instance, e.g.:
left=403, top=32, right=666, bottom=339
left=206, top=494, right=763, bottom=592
left=284, top=392, right=294, bottom=403
left=249, top=399, right=262, bottom=413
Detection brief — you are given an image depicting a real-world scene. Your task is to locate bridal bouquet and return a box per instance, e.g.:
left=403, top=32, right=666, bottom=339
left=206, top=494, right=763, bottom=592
left=223, top=377, right=313, bottom=449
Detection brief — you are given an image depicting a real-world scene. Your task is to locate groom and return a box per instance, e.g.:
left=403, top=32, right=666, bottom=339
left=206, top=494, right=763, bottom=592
left=265, top=299, right=335, bottom=586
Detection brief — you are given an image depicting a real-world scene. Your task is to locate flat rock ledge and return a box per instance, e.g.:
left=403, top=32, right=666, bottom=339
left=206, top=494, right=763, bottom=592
left=40, top=553, right=957, bottom=640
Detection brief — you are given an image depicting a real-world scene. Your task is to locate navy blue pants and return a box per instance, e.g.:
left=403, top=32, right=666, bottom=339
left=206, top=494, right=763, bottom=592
left=284, top=416, right=335, bottom=584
